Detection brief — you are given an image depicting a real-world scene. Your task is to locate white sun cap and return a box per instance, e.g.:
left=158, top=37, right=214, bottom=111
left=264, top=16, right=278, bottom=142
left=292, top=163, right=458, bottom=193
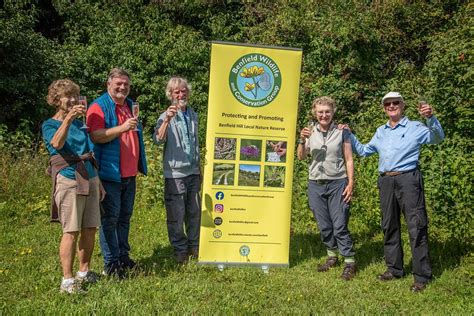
left=381, top=91, right=404, bottom=105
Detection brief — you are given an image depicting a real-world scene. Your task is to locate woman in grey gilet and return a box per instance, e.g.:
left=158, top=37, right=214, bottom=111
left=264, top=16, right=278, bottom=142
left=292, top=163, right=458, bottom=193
left=297, top=96, right=356, bottom=280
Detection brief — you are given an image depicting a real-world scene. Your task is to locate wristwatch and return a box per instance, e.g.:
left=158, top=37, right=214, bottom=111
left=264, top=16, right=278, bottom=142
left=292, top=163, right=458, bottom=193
left=298, top=138, right=306, bottom=144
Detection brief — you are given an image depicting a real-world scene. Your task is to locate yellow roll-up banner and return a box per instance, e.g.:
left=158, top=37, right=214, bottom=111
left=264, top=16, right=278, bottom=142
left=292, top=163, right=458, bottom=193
left=199, top=41, right=302, bottom=267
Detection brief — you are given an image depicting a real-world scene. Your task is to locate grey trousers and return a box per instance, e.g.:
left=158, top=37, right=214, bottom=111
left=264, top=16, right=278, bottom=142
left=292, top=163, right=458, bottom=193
left=164, top=174, right=201, bottom=254
left=378, top=169, right=432, bottom=283
left=308, top=178, right=355, bottom=257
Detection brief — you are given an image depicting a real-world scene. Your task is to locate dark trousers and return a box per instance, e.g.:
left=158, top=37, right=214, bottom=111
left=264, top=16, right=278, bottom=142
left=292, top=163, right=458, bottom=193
left=378, top=169, right=432, bottom=283
left=99, top=177, right=136, bottom=266
left=308, top=178, right=355, bottom=258
left=164, top=175, right=201, bottom=254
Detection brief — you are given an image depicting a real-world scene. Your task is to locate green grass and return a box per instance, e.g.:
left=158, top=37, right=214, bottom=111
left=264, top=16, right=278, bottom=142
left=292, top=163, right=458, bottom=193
left=0, top=151, right=473, bottom=314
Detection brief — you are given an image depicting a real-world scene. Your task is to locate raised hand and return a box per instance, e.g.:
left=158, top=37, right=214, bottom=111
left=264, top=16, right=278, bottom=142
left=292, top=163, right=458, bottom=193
left=418, top=103, right=433, bottom=118
left=66, top=104, right=86, bottom=120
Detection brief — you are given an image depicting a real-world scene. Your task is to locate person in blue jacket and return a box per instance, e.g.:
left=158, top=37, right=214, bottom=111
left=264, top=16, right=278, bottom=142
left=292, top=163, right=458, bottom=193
left=87, top=68, right=147, bottom=278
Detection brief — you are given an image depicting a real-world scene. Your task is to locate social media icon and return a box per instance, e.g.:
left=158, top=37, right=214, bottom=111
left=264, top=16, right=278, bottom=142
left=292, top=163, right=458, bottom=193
left=214, top=217, right=223, bottom=225
left=213, top=229, right=222, bottom=238
left=215, top=191, right=224, bottom=200
left=214, top=204, right=224, bottom=213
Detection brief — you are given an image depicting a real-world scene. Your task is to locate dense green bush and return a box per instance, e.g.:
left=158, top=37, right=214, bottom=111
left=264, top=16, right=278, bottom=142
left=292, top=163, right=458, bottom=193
left=0, top=0, right=471, bottom=243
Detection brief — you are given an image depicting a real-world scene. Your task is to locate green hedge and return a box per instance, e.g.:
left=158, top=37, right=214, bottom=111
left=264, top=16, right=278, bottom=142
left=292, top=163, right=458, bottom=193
left=0, top=0, right=471, bottom=243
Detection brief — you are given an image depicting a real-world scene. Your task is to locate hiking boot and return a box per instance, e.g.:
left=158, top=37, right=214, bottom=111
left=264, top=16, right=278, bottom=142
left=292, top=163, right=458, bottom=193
left=60, top=279, right=86, bottom=294
left=102, top=262, right=125, bottom=279
left=341, top=263, right=357, bottom=281
left=377, top=271, right=402, bottom=281
left=120, top=256, right=137, bottom=270
left=76, top=271, right=100, bottom=284
left=410, top=282, right=427, bottom=293
left=189, top=248, right=199, bottom=259
left=317, top=256, right=339, bottom=272
left=175, top=252, right=189, bottom=265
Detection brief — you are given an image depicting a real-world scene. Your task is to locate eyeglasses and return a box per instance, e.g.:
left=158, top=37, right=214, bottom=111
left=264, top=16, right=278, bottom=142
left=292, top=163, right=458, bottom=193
left=383, top=100, right=401, bottom=107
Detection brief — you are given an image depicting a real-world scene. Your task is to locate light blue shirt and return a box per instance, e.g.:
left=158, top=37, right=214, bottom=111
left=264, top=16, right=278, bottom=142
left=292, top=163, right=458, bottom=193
left=350, top=116, right=445, bottom=173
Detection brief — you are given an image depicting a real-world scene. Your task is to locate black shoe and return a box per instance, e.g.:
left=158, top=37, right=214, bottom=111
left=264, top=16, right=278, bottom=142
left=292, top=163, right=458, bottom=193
left=189, top=248, right=199, bottom=259
left=103, top=262, right=125, bottom=279
left=341, top=263, right=357, bottom=281
left=410, top=282, right=427, bottom=293
left=377, top=271, right=402, bottom=281
left=120, top=256, right=137, bottom=270
left=175, top=252, right=189, bottom=265
left=317, top=256, right=339, bottom=272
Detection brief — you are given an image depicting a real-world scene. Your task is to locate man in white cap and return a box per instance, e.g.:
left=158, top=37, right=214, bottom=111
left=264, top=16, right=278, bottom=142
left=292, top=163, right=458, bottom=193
left=349, top=92, right=445, bottom=292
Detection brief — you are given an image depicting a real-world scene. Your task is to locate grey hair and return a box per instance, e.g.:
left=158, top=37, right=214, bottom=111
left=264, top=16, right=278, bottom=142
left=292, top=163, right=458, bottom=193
left=165, top=76, right=192, bottom=100
left=107, top=68, right=130, bottom=84
left=311, top=96, right=337, bottom=117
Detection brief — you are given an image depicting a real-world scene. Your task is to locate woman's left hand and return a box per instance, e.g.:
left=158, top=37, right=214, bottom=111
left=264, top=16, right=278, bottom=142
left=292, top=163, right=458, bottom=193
left=342, top=182, right=353, bottom=203
left=99, top=184, right=106, bottom=202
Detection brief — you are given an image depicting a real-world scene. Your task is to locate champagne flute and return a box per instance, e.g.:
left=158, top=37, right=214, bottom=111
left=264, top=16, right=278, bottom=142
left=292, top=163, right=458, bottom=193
left=131, top=101, right=139, bottom=131
left=170, top=98, right=179, bottom=117
left=418, top=99, right=428, bottom=116
left=78, top=96, right=88, bottom=129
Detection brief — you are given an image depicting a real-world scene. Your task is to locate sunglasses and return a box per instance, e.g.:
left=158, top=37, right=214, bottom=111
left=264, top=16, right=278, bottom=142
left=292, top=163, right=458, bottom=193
left=383, top=100, right=401, bottom=107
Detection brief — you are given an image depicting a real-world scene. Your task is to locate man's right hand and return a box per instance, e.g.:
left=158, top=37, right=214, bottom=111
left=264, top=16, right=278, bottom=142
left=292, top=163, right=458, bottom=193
left=165, top=105, right=178, bottom=121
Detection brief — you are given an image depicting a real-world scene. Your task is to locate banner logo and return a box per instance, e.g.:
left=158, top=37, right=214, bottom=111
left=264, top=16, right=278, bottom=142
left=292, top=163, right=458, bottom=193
left=239, top=245, right=250, bottom=256
left=229, top=53, right=282, bottom=107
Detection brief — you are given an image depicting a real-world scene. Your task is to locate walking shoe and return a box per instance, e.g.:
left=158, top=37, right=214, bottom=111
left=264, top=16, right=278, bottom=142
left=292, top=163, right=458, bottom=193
left=76, top=271, right=100, bottom=284
left=341, top=263, right=357, bottom=281
left=102, top=262, right=125, bottom=279
left=189, top=248, right=199, bottom=259
left=175, top=252, right=189, bottom=264
left=377, top=271, right=402, bottom=281
left=120, top=256, right=137, bottom=270
left=410, top=282, right=427, bottom=293
left=60, top=279, right=86, bottom=294
left=317, top=256, right=339, bottom=272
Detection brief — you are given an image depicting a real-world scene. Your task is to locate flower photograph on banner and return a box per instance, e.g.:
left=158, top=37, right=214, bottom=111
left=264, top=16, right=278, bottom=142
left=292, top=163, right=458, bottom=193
left=265, top=140, right=287, bottom=162
left=240, top=139, right=262, bottom=161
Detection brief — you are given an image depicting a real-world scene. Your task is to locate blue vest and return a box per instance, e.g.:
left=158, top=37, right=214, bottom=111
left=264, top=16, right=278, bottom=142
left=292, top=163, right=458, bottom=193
left=91, top=92, right=147, bottom=182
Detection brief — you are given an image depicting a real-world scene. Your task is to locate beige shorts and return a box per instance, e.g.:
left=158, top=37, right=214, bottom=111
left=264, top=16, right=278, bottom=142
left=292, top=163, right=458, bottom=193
left=54, top=174, right=101, bottom=233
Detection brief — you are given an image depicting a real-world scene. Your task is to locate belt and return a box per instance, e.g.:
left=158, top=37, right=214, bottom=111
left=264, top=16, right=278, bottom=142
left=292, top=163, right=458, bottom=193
left=313, top=179, right=333, bottom=185
left=381, top=168, right=417, bottom=177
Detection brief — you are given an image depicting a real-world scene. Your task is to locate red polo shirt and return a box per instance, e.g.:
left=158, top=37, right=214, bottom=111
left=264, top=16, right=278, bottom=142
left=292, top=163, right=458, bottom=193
left=87, top=102, right=139, bottom=178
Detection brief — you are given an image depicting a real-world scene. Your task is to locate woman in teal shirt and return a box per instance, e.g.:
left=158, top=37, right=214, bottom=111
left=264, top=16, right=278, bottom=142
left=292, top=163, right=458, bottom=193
left=42, top=79, right=103, bottom=293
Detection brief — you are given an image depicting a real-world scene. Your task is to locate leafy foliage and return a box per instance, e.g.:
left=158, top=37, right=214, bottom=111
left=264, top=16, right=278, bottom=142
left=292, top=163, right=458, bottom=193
left=0, top=0, right=472, bottom=243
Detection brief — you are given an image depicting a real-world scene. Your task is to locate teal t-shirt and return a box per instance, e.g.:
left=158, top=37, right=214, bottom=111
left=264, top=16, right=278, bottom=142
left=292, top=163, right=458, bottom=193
left=42, top=118, right=97, bottom=180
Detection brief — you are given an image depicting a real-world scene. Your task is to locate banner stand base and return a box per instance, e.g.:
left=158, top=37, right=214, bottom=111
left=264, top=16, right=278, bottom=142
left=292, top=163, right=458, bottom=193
left=198, top=261, right=288, bottom=274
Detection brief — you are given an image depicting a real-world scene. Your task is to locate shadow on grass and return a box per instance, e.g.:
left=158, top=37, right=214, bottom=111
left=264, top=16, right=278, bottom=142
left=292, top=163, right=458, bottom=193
left=136, top=244, right=193, bottom=277
left=289, top=231, right=326, bottom=267
left=289, top=230, right=385, bottom=272
left=429, top=238, right=473, bottom=278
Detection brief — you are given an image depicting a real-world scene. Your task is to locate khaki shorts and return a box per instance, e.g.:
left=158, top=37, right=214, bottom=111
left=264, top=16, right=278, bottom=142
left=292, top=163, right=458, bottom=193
left=54, top=174, right=101, bottom=233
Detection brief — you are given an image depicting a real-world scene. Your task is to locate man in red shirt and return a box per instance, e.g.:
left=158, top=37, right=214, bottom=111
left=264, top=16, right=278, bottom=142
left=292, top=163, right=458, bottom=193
left=87, top=68, right=147, bottom=278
